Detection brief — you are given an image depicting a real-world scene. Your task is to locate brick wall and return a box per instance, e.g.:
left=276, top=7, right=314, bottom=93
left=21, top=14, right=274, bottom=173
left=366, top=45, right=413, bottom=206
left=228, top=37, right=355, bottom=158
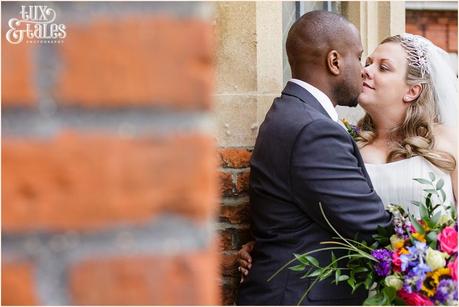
left=2, top=2, right=219, bottom=305
left=217, top=148, right=253, bottom=305
left=406, top=9, right=458, bottom=52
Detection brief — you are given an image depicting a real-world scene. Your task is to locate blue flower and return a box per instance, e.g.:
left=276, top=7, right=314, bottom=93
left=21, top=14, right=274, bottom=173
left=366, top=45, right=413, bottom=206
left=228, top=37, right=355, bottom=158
left=433, top=278, right=457, bottom=304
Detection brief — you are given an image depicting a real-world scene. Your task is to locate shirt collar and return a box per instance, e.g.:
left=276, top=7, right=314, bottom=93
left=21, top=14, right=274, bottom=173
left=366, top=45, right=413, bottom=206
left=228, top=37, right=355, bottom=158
left=289, top=78, right=339, bottom=122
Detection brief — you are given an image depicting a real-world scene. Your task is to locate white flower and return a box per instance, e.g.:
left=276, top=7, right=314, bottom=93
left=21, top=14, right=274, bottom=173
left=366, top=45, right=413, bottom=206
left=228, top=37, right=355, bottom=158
left=425, top=247, right=449, bottom=271
left=437, top=213, right=453, bottom=226
left=385, top=275, right=403, bottom=290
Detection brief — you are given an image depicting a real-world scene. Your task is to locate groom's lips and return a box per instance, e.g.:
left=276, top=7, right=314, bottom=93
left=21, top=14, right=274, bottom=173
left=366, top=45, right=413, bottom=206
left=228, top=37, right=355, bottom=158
left=363, top=82, right=374, bottom=90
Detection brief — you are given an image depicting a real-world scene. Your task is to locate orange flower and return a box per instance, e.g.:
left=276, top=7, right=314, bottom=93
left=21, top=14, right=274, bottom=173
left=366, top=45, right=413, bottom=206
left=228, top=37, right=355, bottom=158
left=412, top=232, right=426, bottom=242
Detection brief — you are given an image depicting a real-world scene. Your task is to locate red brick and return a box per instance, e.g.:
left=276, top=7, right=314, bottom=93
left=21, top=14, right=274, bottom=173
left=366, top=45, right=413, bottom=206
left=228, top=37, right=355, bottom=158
left=69, top=247, right=220, bottom=305
left=424, top=24, right=448, bottom=50
left=221, top=252, right=238, bottom=277
left=220, top=203, right=250, bottom=225
left=405, top=23, right=422, bottom=36
left=54, top=17, right=214, bottom=110
left=448, top=25, right=458, bottom=52
left=2, top=261, right=38, bottom=305
left=218, top=148, right=252, bottom=168
left=219, top=229, right=234, bottom=252
left=235, top=171, right=250, bottom=194
left=1, top=36, right=37, bottom=106
left=2, top=132, right=218, bottom=232
left=219, top=171, right=234, bottom=197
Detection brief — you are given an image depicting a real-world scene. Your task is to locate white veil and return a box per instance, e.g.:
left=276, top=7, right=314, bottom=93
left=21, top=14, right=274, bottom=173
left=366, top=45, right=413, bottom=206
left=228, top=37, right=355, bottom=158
left=400, top=33, right=458, bottom=130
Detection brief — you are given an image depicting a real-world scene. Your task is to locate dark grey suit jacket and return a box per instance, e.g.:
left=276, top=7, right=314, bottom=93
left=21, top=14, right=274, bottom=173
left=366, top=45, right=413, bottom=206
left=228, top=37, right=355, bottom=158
left=237, top=81, right=392, bottom=305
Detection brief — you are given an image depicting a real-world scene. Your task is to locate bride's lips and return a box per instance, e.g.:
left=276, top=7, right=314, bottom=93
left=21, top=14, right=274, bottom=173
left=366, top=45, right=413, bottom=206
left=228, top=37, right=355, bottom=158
left=363, top=82, right=374, bottom=90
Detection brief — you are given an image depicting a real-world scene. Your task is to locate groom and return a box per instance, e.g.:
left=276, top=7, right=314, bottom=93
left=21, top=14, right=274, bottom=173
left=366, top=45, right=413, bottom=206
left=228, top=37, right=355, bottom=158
left=237, top=11, right=392, bottom=305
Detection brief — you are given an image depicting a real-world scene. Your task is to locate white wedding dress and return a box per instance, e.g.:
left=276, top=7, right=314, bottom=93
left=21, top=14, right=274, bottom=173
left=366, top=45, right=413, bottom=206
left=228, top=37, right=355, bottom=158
left=365, top=155, right=456, bottom=217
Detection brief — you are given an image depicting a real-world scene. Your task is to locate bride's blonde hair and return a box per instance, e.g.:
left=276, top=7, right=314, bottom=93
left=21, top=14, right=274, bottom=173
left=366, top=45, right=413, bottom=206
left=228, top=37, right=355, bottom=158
left=356, top=35, right=456, bottom=172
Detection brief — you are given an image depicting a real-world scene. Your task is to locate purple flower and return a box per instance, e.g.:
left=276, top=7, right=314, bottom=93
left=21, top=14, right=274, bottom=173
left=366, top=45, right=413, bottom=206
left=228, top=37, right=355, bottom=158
left=403, top=270, right=426, bottom=293
left=400, top=241, right=427, bottom=271
left=371, top=249, right=392, bottom=277
left=433, top=278, right=457, bottom=304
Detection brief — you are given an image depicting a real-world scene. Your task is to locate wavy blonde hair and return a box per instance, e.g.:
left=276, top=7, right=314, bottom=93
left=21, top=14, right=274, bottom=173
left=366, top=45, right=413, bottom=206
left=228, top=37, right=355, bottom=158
left=356, top=35, right=456, bottom=172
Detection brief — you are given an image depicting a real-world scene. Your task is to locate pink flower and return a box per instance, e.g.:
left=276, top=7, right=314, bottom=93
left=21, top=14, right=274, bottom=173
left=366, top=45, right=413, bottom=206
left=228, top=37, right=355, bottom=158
left=448, top=257, right=457, bottom=281
left=398, top=289, right=434, bottom=306
left=392, top=252, right=402, bottom=272
left=438, top=226, right=458, bottom=255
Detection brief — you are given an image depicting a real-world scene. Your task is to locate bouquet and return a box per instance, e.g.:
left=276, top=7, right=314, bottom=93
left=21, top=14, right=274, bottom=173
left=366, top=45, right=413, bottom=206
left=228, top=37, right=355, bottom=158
left=269, top=173, right=458, bottom=305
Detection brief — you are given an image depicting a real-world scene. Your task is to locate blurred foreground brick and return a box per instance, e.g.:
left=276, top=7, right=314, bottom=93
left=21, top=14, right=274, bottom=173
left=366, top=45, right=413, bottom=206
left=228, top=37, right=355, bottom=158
left=70, top=247, right=220, bottom=305
left=1, top=262, right=38, bottom=305
left=1, top=39, right=37, bottom=106
left=54, top=18, right=214, bottom=109
left=2, top=132, right=217, bottom=232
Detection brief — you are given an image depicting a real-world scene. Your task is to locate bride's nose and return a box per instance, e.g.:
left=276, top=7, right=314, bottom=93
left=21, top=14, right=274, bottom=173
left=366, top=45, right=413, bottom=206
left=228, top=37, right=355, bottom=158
left=362, top=65, right=372, bottom=80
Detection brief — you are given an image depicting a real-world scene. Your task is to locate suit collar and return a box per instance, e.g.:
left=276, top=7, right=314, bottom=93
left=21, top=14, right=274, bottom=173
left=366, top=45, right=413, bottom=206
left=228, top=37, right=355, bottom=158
left=282, top=81, right=332, bottom=120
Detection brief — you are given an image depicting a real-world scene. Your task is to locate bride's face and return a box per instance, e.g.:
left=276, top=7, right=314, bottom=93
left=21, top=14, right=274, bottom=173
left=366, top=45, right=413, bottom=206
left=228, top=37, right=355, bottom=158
left=358, top=42, right=411, bottom=114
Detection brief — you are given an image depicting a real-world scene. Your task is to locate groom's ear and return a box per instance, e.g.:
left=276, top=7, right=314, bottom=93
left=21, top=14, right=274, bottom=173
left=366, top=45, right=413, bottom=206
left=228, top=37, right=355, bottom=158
left=403, top=84, right=423, bottom=103
left=327, top=50, right=341, bottom=76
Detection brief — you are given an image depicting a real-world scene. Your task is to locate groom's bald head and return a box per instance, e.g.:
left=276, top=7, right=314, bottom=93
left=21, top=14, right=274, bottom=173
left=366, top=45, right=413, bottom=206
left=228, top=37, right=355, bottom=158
left=286, top=10, right=364, bottom=107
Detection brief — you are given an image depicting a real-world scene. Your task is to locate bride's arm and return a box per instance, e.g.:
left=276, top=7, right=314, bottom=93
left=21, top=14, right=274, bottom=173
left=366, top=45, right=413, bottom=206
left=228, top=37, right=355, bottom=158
left=433, top=125, right=457, bottom=202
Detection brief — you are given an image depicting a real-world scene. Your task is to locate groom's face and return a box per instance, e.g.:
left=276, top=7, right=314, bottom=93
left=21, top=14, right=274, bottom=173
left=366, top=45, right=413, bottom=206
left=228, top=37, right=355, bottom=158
left=334, top=27, right=364, bottom=107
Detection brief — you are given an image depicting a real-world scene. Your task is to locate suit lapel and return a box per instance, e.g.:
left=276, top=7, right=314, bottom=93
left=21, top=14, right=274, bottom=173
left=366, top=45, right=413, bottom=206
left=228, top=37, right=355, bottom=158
left=282, top=82, right=375, bottom=190
left=281, top=81, right=331, bottom=120
left=352, top=141, right=374, bottom=190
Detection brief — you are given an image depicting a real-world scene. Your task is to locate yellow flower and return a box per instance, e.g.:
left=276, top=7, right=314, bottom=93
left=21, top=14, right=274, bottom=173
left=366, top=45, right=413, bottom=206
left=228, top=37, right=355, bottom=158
left=390, top=235, right=404, bottom=250
left=400, top=247, right=409, bottom=255
left=412, top=232, right=426, bottom=242
left=421, top=272, right=437, bottom=297
left=432, top=268, right=451, bottom=284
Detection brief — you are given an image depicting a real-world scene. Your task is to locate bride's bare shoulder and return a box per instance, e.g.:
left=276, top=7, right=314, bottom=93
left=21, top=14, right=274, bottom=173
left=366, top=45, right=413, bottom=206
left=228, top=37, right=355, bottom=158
left=433, top=124, right=457, bottom=157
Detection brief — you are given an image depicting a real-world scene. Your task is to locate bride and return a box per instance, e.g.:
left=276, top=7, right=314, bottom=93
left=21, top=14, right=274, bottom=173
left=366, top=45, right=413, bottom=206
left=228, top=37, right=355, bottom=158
left=237, top=33, right=457, bottom=279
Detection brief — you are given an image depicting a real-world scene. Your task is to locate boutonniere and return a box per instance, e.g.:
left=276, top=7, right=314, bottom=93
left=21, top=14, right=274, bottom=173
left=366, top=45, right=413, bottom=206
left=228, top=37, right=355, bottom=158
left=341, top=118, right=360, bottom=141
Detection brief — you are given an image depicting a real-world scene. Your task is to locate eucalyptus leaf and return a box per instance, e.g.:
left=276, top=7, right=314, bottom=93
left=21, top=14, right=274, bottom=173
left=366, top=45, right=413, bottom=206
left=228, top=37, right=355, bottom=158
left=337, top=274, right=349, bottom=282
left=429, top=172, right=436, bottom=181
left=289, top=264, right=306, bottom=272
left=306, top=269, right=322, bottom=278
left=440, top=190, right=446, bottom=203
left=436, top=178, right=444, bottom=190
left=414, top=178, right=431, bottom=185
left=408, top=215, right=424, bottom=234
left=305, top=256, right=320, bottom=267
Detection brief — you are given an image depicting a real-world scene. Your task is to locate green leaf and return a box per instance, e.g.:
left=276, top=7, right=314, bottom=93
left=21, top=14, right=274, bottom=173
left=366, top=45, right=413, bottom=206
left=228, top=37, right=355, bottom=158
left=294, top=254, right=310, bottom=265
left=409, top=215, right=424, bottom=234
left=318, top=269, right=333, bottom=281
left=354, top=267, right=369, bottom=273
left=334, top=268, right=341, bottom=284
left=436, top=178, right=444, bottom=190
left=289, top=264, right=306, bottom=272
left=383, top=286, right=396, bottom=302
left=414, top=178, right=431, bottom=185
left=305, top=269, right=322, bottom=278
left=337, top=274, right=349, bottom=282
left=411, top=200, right=423, bottom=207
left=440, top=190, right=446, bottom=203
left=305, top=256, right=320, bottom=267
left=347, top=277, right=356, bottom=289
left=429, top=172, right=436, bottom=181
left=419, top=202, right=429, bottom=220
left=364, top=293, right=386, bottom=306
left=431, top=211, right=442, bottom=225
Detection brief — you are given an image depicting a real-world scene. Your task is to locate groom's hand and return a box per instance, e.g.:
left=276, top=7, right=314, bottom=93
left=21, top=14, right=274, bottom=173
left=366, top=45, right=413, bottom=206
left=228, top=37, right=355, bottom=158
left=238, top=241, right=254, bottom=283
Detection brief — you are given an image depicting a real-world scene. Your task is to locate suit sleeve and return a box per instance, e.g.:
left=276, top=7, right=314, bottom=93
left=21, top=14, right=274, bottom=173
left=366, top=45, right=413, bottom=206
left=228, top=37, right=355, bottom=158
left=290, top=118, right=392, bottom=242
